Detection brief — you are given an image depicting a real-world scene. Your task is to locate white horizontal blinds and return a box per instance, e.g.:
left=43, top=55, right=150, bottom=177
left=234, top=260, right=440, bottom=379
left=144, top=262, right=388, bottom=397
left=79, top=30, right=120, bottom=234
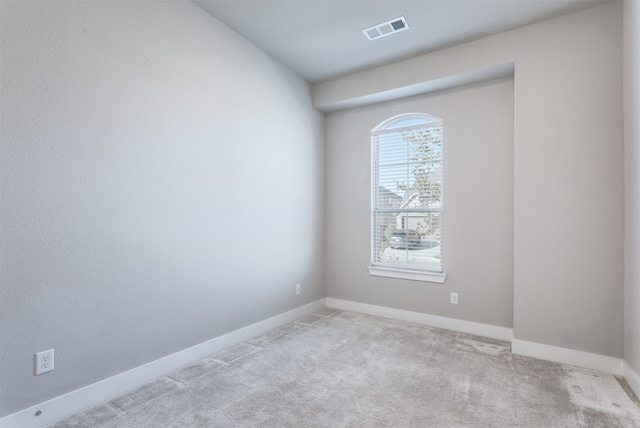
left=371, top=114, right=443, bottom=272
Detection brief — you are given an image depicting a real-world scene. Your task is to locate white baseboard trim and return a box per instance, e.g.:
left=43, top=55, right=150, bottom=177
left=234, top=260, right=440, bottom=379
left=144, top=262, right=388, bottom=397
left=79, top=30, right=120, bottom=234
left=6, top=297, right=636, bottom=427
left=326, top=298, right=632, bottom=380
left=326, top=297, right=513, bottom=342
left=511, top=338, right=624, bottom=375
left=0, top=299, right=326, bottom=428
left=623, top=360, right=640, bottom=399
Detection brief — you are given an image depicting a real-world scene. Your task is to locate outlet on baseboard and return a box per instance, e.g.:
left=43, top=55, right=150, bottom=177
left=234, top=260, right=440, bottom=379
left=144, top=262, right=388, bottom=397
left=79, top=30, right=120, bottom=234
left=296, top=284, right=301, bottom=295
left=35, top=348, right=54, bottom=375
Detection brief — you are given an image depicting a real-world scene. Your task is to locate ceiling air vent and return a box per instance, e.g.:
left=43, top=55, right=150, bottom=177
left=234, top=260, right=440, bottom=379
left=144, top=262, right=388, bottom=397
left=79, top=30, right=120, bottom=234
left=362, top=16, right=409, bottom=41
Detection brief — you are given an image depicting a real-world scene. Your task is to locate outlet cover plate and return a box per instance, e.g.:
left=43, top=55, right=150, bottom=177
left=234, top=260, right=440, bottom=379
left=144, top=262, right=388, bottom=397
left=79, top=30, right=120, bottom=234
left=450, top=292, right=459, bottom=305
left=35, top=349, right=54, bottom=375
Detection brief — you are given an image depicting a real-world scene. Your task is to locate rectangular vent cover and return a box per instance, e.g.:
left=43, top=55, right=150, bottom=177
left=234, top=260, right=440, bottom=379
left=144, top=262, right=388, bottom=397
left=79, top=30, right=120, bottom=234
left=362, top=16, right=409, bottom=41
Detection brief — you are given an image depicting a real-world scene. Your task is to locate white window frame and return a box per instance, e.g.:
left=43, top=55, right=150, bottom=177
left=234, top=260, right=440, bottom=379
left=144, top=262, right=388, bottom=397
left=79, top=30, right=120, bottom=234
left=369, top=113, right=446, bottom=284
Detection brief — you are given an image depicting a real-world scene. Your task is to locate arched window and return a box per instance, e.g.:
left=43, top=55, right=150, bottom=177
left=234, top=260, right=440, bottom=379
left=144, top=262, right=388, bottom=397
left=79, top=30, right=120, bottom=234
left=370, top=113, right=444, bottom=277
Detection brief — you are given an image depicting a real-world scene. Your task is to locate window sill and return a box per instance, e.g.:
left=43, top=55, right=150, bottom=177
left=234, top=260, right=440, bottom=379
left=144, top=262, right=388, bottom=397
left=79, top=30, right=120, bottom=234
left=367, top=266, right=447, bottom=283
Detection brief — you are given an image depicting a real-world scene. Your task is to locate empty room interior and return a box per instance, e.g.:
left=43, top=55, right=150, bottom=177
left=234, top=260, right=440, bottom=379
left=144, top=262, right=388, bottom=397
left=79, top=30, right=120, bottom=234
left=2, top=0, right=640, bottom=426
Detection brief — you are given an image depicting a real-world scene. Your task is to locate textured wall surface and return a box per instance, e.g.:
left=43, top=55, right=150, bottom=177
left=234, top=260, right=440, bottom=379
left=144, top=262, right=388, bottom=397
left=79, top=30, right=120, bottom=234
left=511, top=1, right=623, bottom=359
left=319, top=2, right=624, bottom=358
left=326, top=79, right=514, bottom=328
left=624, top=0, right=640, bottom=374
left=1, top=0, right=629, bottom=420
left=0, top=1, right=324, bottom=416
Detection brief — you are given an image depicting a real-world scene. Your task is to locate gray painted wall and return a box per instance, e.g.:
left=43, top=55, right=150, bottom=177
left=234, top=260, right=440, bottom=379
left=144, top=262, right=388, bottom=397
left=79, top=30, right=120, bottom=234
left=624, top=0, right=640, bottom=375
left=512, top=2, right=623, bottom=359
left=325, top=79, right=514, bottom=328
left=1, top=0, right=630, bottom=419
left=0, top=1, right=324, bottom=416
left=319, top=2, right=624, bottom=358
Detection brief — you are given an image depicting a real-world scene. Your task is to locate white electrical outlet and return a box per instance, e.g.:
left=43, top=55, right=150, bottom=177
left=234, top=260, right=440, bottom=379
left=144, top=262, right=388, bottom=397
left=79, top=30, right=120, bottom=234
left=35, top=349, right=54, bottom=375
left=296, top=284, right=301, bottom=295
left=450, top=292, right=459, bottom=305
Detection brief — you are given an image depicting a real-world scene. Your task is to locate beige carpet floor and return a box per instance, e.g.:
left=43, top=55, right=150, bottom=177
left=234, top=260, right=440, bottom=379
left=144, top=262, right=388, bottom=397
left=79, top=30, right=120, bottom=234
left=50, top=308, right=640, bottom=427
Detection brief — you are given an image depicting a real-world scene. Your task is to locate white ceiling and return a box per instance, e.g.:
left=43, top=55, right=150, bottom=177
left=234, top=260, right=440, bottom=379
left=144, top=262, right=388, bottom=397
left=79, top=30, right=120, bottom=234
left=193, top=0, right=612, bottom=84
